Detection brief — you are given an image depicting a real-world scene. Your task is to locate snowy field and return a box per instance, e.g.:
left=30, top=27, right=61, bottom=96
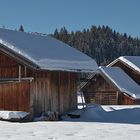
left=0, top=120, right=140, bottom=140
left=0, top=104, right=140, bottom=140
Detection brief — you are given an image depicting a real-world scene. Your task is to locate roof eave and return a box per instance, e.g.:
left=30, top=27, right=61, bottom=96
left=38, top=67, right=98, bottom=73
left=99, top=69, right=122, bottom=93
left=107, top=58, right=119, bottom=67
left=107, top=57, right=140, bottom=74
left=0, top=43, right=39, bottom=69
left=99, top=68, right=139, bottom=100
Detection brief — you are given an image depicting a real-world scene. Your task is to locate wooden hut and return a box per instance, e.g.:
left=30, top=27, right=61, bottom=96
left=83, top=67, right=140, bottom=105
left=0, top=28, right=98, bottom=117
left=108, top=56, right=140, bottom=85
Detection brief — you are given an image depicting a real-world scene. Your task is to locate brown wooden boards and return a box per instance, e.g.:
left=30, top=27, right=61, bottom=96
left=0, top=81, right=30, bottom=112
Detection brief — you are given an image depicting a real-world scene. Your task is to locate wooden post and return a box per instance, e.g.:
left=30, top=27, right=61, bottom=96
left=100, top=94, right=102, bottom=104
left=116, top=91, right=119, bottom=104
left=24, top=66, right=27, bottom=77
left=18, top=65, right=21, bottom=82
left=68, top=72, right=71, bottom=109
left=58, top=72, right=60, bottom=113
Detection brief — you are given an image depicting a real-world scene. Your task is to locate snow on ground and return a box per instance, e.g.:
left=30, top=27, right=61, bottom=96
left=0, top=105, right=140, bottom=140
left=0, top=120, right=140, bottom=140
left=67, top=104, right=140, bottom=124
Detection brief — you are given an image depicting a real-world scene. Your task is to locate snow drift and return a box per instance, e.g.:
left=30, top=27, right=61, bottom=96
left=64, top=104, right=140, bottom=124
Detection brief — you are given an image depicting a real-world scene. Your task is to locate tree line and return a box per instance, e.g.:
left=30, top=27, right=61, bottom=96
left=51, top=26, right=140, bottom=65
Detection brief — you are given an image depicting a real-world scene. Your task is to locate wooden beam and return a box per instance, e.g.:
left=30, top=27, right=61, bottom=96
left=24, top=66, right=27, bottom=77
left=0, top=43, right=39, bottom=69
left=18, top=65, right=21, bottom=82
left=85, top=90, right=116, bottom=94
left=0, top=77, right=34, bottom=83
left=116, top=91, right=119, bottom=104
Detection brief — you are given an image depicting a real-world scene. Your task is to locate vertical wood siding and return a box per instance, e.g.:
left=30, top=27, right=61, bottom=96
left=83, top=75, right=118, bottom=105
left=118, top=93, right=134, bottom=105
left=0, top=82, right=30, bottom=112
left=30, top=71, right=77, bottom=117
left=0, top=51, right=27, bottom=78
left=0, top=51, right=19, bottom=78
left=83, top=74, right=135, bottom=105
left=0, top=50, right=78, bottom=116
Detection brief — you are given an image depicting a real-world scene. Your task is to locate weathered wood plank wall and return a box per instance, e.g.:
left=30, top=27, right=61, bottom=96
left=0, top=81, right=30, bottom=112
left=0, top=50, right=78, bottom=116
left=0, top=51, right=18, bottom=77
left=118, top=93, right=134, bottom=105
left=30, top=71, right=77, bottom=117
left=84, top=91, right=118, bottom=105
left=83, top=75, right=118, bottom=105
left=0, top=51, right=27, bottom=78
left=83, top=74, right=137, bottom=105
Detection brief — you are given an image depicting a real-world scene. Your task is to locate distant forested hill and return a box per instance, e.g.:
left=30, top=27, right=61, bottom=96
left=51, top=26, right=140, bottom=65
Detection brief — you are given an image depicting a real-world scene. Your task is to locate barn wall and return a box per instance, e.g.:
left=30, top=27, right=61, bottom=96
left=0, top=81, right=30, bottom=112
left=0, top=50, right=78, bottom=116
left=134, top=99, right=140, bottom=105
left=83, top=75, right=118, bottom=105
left=118, top=93, right=134, bottom=105
left=0, top=51, right=32, bottom=112
left=0, top=51, right=26, bottom=78
left=112, top=61, right=140, bottom=85
left=83, top=74, right=136, bottom=105
left=29, top=70, right=77, bottom=117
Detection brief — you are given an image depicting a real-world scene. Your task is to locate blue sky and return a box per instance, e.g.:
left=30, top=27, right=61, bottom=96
left=0, top=0, right=140, bottom=37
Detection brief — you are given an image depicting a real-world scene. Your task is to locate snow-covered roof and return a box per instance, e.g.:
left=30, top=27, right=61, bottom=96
left=108, top=56, right=140, bottom=73
left=99, top=66, right=140, bottom=99
left=0, top=28, right=98, bottom=72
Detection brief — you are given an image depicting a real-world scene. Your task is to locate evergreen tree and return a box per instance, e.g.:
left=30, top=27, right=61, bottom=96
left=51, top=26, right=140, bottom=65
left=19, top=25, right=24, bottom=32
left=54, top=29, right=59, bottom=39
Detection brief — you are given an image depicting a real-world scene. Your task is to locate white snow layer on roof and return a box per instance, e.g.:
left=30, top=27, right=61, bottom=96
left=100, top=66, right=140, bottom=99
left=0, top=28, right=98, bottom=72
left=119, top=56, right=140, bottom=72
